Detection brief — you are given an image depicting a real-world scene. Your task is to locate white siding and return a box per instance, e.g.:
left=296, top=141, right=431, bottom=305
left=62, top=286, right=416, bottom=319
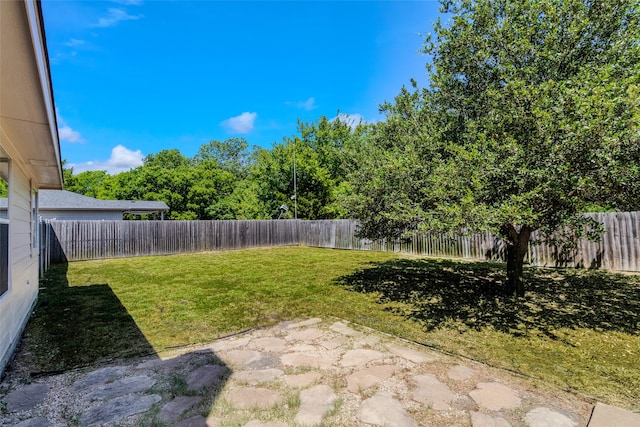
left=0, top=164, right=39, bottom=373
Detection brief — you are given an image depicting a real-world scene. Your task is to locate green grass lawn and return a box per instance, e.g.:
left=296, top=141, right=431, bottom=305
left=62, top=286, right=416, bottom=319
left=22, top=246, right=640, bottom=410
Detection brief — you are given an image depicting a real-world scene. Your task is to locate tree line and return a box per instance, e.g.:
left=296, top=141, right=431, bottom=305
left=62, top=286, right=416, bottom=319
left=63, top=117, right=362, bottom=221
left=63, top=0, right=639, bottom=296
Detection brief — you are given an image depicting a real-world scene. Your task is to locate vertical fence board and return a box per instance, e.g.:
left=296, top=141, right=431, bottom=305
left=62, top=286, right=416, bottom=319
left=39, top=213, right=640, bottom=276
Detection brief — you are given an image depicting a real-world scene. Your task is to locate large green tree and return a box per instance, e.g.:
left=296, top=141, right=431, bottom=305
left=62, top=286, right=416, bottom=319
left=347, top=0, right=640, bottom=296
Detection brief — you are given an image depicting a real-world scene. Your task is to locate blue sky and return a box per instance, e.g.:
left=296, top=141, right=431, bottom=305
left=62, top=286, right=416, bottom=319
left=42, top=0, right=440, bottom=174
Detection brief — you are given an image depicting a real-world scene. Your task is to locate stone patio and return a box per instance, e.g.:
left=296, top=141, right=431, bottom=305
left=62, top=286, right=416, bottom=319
left=1, top=318, right=638, bottom=426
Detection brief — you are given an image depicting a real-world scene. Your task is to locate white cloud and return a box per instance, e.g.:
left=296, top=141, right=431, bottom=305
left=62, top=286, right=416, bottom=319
left=112, top=0, right=143, bottom=5
left=56, top=113, right=85, bottom=143
left=65, top=38, right=86, bottom=47
left=331, top=113, right=365, bottom=130
left=58, top=125, right=84, bottom=143
left=70, top=145, right=144, bottom=175
left=297, top=97, right=317, bottom=111
left=92, top=8, right=142, bottom=28
left=286, top=97, right=318, bottom=111
left=221, top=112, right=257, bottom=134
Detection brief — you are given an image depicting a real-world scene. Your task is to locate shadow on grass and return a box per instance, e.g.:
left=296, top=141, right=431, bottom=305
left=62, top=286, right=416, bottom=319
left=17, top=262, right=155, bottom=373
left=335, top=258, right=640, bottom=339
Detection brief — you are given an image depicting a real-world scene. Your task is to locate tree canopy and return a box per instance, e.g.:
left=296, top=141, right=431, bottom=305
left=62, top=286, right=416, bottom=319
left=345, top=0, right=640, bottom=296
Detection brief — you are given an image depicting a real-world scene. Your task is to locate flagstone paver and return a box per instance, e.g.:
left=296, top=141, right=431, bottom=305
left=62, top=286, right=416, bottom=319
left=357, top=391, right=416, bottom=427
left=13, top=418, right=53, bottom=427
left=340, top=349, right=385, bottom=366
left=588, top=402, right=640, bottom=427
left=4, top=382, right=49, bottom=412
left=346, top=364, right=399, bottom=393
left=80, top=393, right=162, bottom=426
left=250, top=337, right=287, bottom=352
left=159, top=396, right=204, bottom=423
left=226, top=387, right=285, bottom=409
left=243, top=421, right=288, bottom=427
left=83, top=375, right=155, bottom=401
left=470, top=411, right=512, bottom=427
left=281, top=352, right=333, bottom=368
left=171, top=415, right=207, bottom=427
left=71, top=366, right=127, bottom=391
left=448, top=364, right=476, bottom=381
left=233, top=368, right=284, bottom=385
left=411, top=373, right=455, bottom=410
left=283, top=371, right=321, bottom=388
left=294, top=384, right=338, bottom=426
left=286, top=318, right=322, bottom=329
left=386, top=343, right=438, bottom=363
left=330, top=321, right=360, bottom=336
left=221, top=349, right=263, bottom=367
left=524, top=407, right=577, bottom=427
left=470, top=382, right=522, bottom=410
left=0, top=318, right=611, bottom=427
left=285, top=327, right=324, bottom=341
left=186, top=365, right=229, bottom=391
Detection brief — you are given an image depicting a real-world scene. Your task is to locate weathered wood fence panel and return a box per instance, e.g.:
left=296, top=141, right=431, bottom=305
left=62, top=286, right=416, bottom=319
left=40, top=213, right=640, bottom=273
left=44, top=220, right=299, bottom=263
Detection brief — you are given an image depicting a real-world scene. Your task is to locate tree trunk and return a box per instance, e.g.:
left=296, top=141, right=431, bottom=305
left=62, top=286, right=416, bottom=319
left=503, top=225, right=532, bottom=297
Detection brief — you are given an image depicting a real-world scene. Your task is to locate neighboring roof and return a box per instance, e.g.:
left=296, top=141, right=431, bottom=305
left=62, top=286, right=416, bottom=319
left=0, top=190, right=169, bottom=214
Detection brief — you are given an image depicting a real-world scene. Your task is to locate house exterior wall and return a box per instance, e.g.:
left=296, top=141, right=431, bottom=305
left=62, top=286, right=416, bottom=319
left=0, top=162, right=39, bottom=373
left=39, top=210, right=123, bottom=221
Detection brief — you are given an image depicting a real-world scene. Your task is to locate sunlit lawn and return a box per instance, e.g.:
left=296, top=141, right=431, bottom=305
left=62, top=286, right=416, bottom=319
left=22, top=246, right=640, bottom=410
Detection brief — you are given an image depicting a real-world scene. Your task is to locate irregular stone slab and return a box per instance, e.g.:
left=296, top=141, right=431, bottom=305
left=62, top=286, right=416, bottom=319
left=136, top=355, right=186, bottom=371
left=72, top=366, right=127, bottom=391
left=321, top=336, right=348, bottom=350
left=288, top=344, right=320, bottom=353
left=357, top=391, right=415, bottom=427
left=84, top=375, right=155, bottom=401
left=234, top=368, right=284, bottom=385
left=283, top=372, right=322, bottom=388
left=14, top=418, right=53, bottom=427
left=287, top=318, right=322, bottom=328
left=5, top=383, right=49, bottom=412
left=227, top=387, right=284, bottom=409
left=452, top=394, right=478, bottom=411
left=222, top=349, right=263, bottom=367
left=340, top=349, right=384, bottom=367
left=355, top=334, right=380, bottom=346
left=386, top=343, right=437, bottom=363
left=525, top=407, right=576, bottom=427
left=80, top=393, right=161, bottom=426
left=187, top=365, right=229, bottom=391
left=295, top=384, right=338, bottom=426
left=588, top=402, right=640, bottom=427
left=281, top=353, right=333, bottom=368
left=346, top=365, right=399, bottom=393
left=251, top=337, right=287, bottom=352
left=285, top=327, right=324, bottom=342
left=245, top=354, right=281, bottom=370
left=172, top=415, right=207, bottom=427
left=469, top=382, right=521, bottom=411
left=471, top=412, right=511, bottom=427
left=159, top=396, right=204, bottom=423
left=243, top=421, right=288, bottom=427
left=448, top=365, right=476, bottom=381
left=209, top=337, right=251, bottom=352
left=330, top=321, right=359, bottom=337
left=411, top=374, right=454, bottom=411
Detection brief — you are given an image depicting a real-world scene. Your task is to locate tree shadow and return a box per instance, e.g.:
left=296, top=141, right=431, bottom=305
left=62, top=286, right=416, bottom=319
left=335, top=258, right=640, bottom=339
left=4, top=261, right=234, bottom=425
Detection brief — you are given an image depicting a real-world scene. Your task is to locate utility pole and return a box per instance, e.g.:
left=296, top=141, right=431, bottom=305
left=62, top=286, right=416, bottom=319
left=292, top=141, right=297, bottom=220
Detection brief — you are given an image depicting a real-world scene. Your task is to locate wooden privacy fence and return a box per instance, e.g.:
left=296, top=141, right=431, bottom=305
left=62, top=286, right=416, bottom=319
left=40, top=212, right=640, bottom=273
